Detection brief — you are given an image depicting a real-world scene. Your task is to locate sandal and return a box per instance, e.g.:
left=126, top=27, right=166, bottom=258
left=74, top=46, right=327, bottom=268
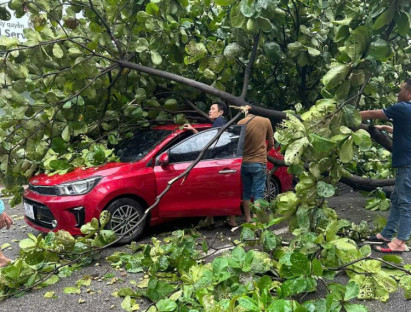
left=372, top=243, right=404, bottom=254
left=364, top=235, right=390, bottom=244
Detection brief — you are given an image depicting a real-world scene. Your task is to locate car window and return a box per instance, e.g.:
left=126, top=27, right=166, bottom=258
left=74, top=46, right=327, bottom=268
left=168, top=126, right=243, bottom=163
left=115, top=129, right=172, bottom=162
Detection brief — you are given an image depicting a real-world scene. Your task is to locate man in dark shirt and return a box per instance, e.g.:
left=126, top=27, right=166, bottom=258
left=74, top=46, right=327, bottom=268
left=360, top=79, right=411, bottom=253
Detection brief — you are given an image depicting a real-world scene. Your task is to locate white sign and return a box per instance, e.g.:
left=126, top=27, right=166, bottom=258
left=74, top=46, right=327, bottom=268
left=0, top=11, right=30, bottom=41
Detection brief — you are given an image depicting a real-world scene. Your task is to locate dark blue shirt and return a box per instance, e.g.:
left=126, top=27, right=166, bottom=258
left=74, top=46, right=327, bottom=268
left=212, top=116, right=227, bottom=127
left=383, top=101, right=411, bottom=167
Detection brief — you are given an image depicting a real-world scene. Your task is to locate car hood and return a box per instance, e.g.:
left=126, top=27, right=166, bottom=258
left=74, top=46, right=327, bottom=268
left=29, top=162, right=134, bottom=186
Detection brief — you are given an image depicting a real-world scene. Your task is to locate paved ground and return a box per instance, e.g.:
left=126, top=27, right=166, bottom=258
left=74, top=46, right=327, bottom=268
left=0, top=190, right=410, bottom=311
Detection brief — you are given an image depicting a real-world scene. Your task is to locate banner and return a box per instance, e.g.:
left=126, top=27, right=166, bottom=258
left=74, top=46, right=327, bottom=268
left=0, top=11, right=30, bottom=41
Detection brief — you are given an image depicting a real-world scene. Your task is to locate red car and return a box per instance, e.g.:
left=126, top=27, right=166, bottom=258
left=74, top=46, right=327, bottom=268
left=23, top=124, right=293, bottom=243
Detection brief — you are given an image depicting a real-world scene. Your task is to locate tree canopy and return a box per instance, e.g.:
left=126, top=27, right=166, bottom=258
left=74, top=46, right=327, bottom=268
left=0, top=0, right=411, bottom=309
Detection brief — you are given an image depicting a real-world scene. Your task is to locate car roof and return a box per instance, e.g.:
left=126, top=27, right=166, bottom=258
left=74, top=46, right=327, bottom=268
left=153, top=124, right=212, bottom=131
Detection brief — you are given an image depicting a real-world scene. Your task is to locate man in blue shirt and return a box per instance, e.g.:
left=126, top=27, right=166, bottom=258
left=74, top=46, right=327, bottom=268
left=0, top=199, right=13, bottom=267
left=360, top=79, right=411, bottom=253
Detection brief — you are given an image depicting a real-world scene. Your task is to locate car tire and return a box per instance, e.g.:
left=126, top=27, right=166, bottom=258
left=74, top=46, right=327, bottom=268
left=105, top=198, right=147, bottom=245
left=265, top=177, right=280, bottom=202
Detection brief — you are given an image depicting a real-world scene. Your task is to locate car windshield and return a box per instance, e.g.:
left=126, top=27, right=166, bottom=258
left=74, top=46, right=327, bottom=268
left=115, top=129, right=172, bottom=162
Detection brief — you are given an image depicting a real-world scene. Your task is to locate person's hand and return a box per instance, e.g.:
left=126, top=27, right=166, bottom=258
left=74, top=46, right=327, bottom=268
left=183, top=123, right=194, bottom=131
left=0, top=212, right=13, bottom=230
left=183, top=124, right=198, bottom=133
left=374, top=125, right=393, bottom=133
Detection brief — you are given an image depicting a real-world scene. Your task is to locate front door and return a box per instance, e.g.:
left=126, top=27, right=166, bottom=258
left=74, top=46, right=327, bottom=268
left=154, top=126, right=244, bottom=218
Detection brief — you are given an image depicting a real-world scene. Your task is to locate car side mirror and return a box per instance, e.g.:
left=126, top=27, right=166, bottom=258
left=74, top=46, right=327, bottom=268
left=158, top=152, right=169, bottom=167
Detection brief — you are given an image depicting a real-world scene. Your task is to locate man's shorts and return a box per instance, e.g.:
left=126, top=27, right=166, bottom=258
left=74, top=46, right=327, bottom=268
left=241, top=162, right=266, bottom=201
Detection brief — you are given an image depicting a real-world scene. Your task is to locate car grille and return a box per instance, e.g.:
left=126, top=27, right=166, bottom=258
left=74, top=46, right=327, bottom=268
left=24, top=198, right=55, bottom=229
left=29, top=184, right=57, bottom=195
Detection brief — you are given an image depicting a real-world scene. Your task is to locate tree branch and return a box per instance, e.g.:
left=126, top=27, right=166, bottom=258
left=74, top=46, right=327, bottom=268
left=88, top=0, right=124, bottom=56
left=117, top=60, right=287, bottom=121
left=184, top=99, right=212, bottom=121
left=267, top=155, right=396, bottom=190
left=240, top=32, right=260, bottom=100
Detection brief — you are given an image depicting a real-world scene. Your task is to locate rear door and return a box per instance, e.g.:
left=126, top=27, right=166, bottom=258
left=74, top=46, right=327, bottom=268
left=154, top=126, right=244, bottom=218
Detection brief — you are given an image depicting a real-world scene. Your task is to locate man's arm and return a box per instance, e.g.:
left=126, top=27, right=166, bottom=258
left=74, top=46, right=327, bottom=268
left=267, top=138, right=274, bottom=151
left=359, top=110, right=388, bottom=120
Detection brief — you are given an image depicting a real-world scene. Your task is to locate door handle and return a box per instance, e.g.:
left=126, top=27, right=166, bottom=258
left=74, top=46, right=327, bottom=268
left=219, top=169, right=237, bottom=174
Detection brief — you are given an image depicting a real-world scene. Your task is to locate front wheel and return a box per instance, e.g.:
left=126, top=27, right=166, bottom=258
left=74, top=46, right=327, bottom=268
left=265, top=177, right=280, bottom=202
left=105, top=198, right=146, bottom=245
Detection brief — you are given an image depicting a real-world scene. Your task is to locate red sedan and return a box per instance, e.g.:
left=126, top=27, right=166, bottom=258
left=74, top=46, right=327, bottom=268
left=23, top=124, right=293, bottom=243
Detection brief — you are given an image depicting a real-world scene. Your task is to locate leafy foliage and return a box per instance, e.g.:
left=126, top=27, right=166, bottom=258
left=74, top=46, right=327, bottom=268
left=0, top=211, right=116, bottom=300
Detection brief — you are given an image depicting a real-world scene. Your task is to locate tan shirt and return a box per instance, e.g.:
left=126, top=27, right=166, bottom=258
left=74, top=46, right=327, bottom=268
left=238, top=115, right=274, bottom=164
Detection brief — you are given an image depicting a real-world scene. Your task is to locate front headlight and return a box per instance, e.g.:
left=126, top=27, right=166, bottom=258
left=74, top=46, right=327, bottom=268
left=55, top=176, right=102, bottom=195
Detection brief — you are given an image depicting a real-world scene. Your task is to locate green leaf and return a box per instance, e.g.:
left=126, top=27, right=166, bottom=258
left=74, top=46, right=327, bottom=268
left=0, top=36, right=19, bottom=49
left=147, top=278, right=175, bottom=301
left=19, top=238, right=36, bottom=249
left=373, top=6, right=395, bottom=30
left=339, top=137, right=354, bottom=163
left=1, top=242, right=11, bottom=250
left=214, top=0, right=236, bottom=6
left=381, top=255, right=403, bottom=264
left=150, top=51, right=162, bottom=65
left=342, top=106, right=361, bottom=129
left=62, top=125, right=70, bottom=142
left=345, top=26, right=371, bottom=64
left=312, top=258, right=323, bottom=276
left=352, top=129, right=371, bottom=151
left=344, top=281, right=360, bottom=301
left=396, top=11, right=410, bottom=36
left=156, top=299, right=177, bottom=311
left=44, top=291, right=56, bottom=298
left=267, top=299, right=295, bottom=312
left=284, top=137, right=309, bottom=165
left=369, top=39, right=392, bottom=61
left=240, top=0, right=256, bottom=17
left=63, top=287, right=81, bottom=294
left=51, top=137, right=67, bottom=153
left=281, top=276, right=317, bottom=297
left=317, top=181, right=335, bottom=198
left=322, top=64, right=351, bottom=89
left=212, top=257, right=231, bottom=282
left=256, top=16, right=272, bottom=33
left=52, top=44, right=64, bottom=58
left=344, top=303, right=368, bottom=312
left=238, top=297, right=260, bottom=311
left=309, top=134, right=337, bottom=153
left=287, top=42, right=303, bottom=52
left=0, top=7, right=11, bottom=20
left=121, top=296, right=140, bottom=312
left=223, top=42, right=243, bottom=61
left=264, top=42, right=282, bottom=63
left=230, top=3, right=245, bottom=28
left=146, top=3, right=159, bottom=16
left=262, top=230, right=277, bottom=251
left=307, top=47, right=321, bottom=57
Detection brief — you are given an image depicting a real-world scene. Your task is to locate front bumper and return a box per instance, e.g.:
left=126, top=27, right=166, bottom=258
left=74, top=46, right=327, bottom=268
left=23, top=189, right=93, bottom=235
